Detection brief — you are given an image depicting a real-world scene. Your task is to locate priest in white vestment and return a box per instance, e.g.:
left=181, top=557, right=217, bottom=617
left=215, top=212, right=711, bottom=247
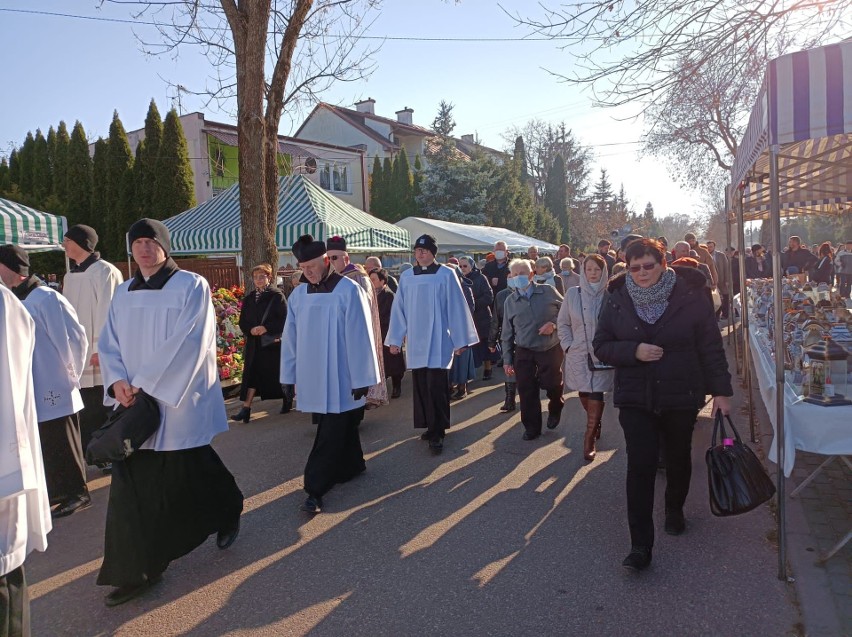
left=61, top=224, right=123, bottom=455
left=96, top=219, right=244, bottom=607
left=386, top=234, right=479, bottom=454
left=0, top=245, right=90, bottom=519
left=0, top=285, right=52, bottom=637
left=281, top=235, right=380, bottom=514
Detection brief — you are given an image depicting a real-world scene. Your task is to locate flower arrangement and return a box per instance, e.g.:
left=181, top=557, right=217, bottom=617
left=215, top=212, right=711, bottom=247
left=212, top=286, right=245, bottom=382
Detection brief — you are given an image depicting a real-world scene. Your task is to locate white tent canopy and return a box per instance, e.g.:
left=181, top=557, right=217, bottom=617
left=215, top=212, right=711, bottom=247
left=0, top=197, right=68, bottom=251
left=395, top=217, right=560, bottom=254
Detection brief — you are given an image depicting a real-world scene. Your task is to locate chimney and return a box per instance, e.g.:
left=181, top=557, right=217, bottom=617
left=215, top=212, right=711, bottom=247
left=396, top=107, right=414, bottom=125
left=460, top=134, right=475, bottom=144
left=354, top=98, right=375, bottom=115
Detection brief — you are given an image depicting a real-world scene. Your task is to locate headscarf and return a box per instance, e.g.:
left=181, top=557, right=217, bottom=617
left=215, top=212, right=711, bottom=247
left=579, top=256, right=608, bottom=298
left=625, top=267, right=677, bottom=324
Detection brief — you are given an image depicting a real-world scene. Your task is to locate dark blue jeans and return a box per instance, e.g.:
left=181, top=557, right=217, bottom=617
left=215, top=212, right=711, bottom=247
left=618, top=408, right=698, bottom=548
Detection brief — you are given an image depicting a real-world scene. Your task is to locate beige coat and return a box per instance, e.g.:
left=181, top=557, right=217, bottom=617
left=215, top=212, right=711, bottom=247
left=557, top=285, right=613, bottom=393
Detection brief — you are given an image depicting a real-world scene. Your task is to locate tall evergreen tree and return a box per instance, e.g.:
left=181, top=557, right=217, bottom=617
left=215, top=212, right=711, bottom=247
left=17, top=133, right=35, bottom=196
left=66, top=121, right=93, bottom=227
left=0, top=158, right=9, bottom=194
left=46, top=126, right=57, bottom=194
left=53, top=121, right=71, bottom=203
left=32, top=129, right=52, bottom=203
left=380, top=156, right=393, bottom=219
left=514, top=135, right=529, bottom=182
left=8, top=149, right=20, bottom=188
left=544, top=154, right=569, bottom=243
left=369, top=155, right=385, bottom=218
left=133, top=141, right=146, bottom=219
left=106, top=112, right=135, bottom=258
left=142, top=99, right=164, bottom=218
left=487, top=153, right=536, bottom=235
left=412, top=154, right=423, bottom=212
left=393, top=149, right=414, bottom=220
left=153, top=108, right=196, bottom=219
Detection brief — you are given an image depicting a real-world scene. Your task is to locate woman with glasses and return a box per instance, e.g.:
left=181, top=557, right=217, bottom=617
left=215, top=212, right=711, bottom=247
left=593, top=239, right=732, bottom=572
left=556, top=254, right=612, bottom=462
left=231, top=264, right=289, bottom=422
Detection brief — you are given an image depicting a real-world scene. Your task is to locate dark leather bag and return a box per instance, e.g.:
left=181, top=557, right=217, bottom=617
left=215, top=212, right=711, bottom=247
left=85, top=390, right=161, bottom=464
left=706, top=410, right=776, bottom=516
left=258, top=299, right=281, bottom=349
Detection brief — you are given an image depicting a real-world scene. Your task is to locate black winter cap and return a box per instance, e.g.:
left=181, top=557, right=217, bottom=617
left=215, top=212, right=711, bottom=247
left=326, top=235, right=347, bottom=252
left=65, top=224, right=99, bottom=252
left=0, top=244, right=29, bottom=277
left=128, top=218, right=171, bottom=256
left=293, top=234, right=326, bottom=263
left=414, top=234, right=438, bottom=256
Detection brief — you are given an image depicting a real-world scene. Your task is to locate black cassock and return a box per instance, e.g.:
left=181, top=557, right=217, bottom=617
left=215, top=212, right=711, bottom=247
left=238, top=287, right=288, bottom=401
left=375, top=287, right=406, bottom=379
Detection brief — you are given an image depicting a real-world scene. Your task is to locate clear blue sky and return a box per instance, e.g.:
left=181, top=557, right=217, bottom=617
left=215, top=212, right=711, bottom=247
left=0, top=0, right=702, bottom=217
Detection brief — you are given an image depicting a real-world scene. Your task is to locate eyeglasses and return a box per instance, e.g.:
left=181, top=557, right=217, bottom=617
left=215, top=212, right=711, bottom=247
left=628, top=263, right=658, bottom=273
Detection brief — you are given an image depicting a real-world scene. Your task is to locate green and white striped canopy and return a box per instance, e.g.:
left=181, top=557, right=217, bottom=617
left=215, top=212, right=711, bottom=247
left=0, top=198, right=68, bottom=251
left=163, top=175, right=410, bottom=255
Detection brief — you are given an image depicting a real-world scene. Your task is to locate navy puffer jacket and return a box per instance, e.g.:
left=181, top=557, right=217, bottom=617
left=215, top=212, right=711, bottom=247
left=593, top=266, right=732, bottom=412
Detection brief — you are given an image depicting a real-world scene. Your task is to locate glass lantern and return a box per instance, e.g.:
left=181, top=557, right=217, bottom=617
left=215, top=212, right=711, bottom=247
left=804, top=338, right=852, bottom=406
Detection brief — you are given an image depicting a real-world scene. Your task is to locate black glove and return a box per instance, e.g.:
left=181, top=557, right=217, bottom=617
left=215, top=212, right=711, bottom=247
left=352, top=387, right=369, bottom=400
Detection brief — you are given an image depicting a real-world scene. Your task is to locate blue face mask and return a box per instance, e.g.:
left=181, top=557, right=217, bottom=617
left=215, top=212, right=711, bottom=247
left=561, top=270, right=572, bottom=276
left=508, top=275, right=530, bottom=290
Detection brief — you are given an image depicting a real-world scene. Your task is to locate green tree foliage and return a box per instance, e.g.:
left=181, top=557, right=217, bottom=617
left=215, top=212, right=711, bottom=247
left=0, top=159, right=9, bottom=193
left=106, top=112, right=135, bottom=258
left=391, top=150, right=414, bottom=221
left=142, top=99, right=163, bottom=218
left=532, top=205, right=561, bottom=244
left=52, top=122, right=71, bottom=203
left=153, top=109, right=196, bottom=220
left=133, top=141, right=146, bottom=219
left=544, top=154, right=568, bottom=243
left=17, top=133, right=35, bottom=196
left=369, top=155, right=385, bottom=217
left=66, top=121, right=93, bottom=227
left=91, top=138, right=109, bottom=252
left=32, top=129, right=52, bottom=203
left=486, top=153, right=536, bottom=236
left=412, top=154, right=423, bottom=213
left=514, top=136, right=529, bottom=181
left=8, top=150, right=20, bottom=188
left=380, top=156, right=393, bottom=218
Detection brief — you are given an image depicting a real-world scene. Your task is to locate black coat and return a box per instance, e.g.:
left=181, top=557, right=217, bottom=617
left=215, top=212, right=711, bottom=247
left=744, top=255, right=773, bottom=279
left=593, top=266, right=732, bottom=412
left=375, top=286, right=406, bottom=378
left=238, top=287, right=288, bottom=400
left=466, top=267, right=494, bottom=339
left=482, top=259, right=510, bottom=295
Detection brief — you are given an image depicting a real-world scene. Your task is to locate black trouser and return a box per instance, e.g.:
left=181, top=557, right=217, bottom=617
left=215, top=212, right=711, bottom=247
left=0, top=565, right=28, bottom=637
left=411, top=368, right=450, bottom=441
left=304, top=408, right=366, bottom=498
left=515, top=344, right=564, bottom=435
left=578, top=391, right=604, bottom=401
left=839, top=273, right=851, bottom=298
left=718, top=293, right=730, bottom=319
left=38, top=414, right=88, bottom=504
left=618, top=408, right=698, bottom=548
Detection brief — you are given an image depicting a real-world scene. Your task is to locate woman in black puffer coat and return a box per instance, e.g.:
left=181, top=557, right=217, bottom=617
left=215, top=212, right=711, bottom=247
left=593, top=238, right=732, bottom=572
left=459, top=256, right=495, bottom=377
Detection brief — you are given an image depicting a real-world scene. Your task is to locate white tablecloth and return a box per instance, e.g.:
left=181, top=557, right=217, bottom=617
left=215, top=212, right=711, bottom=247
left=747, top=328, right=852, bottom=476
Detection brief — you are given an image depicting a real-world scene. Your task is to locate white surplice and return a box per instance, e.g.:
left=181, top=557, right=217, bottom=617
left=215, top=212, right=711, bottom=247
left=280, top=275, right=380, bottom=414
left=62, top=259, right=124, bottom=388
left=385, top=265, right=479, bottom=369
left=98, top=271, right=228, bottom=451
left=0, top=286, right=51, bottom=576
left=22, top=286, right=87, bottom=422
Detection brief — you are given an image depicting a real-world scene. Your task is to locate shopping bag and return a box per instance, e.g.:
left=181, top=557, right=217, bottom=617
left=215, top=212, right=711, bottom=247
left=705, top=409, right=776, bottom=517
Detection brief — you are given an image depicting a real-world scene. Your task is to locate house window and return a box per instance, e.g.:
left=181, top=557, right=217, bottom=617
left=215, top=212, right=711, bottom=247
left=319, top=162, right=350, bottom=193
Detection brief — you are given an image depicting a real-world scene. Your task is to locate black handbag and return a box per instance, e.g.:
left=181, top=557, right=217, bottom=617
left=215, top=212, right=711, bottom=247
left=706, top=410, right=776, bottom=517
left=85, top=390, right=161, bottom=465
left=257, top=299, right=282, bottom=349
left=579, top=288, right=614, bottom=371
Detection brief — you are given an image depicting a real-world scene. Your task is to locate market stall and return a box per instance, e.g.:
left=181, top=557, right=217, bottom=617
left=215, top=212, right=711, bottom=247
left=0, top=197, right=68, bottom=251
left=728, top=39, right=852, bottom=577
left=395, top=216, right=561, bottom=254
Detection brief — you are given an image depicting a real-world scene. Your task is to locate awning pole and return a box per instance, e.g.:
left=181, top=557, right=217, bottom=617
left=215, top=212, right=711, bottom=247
left=768, top=144, right=788, bottom=581
left=737, top=190, right=757, bottom=444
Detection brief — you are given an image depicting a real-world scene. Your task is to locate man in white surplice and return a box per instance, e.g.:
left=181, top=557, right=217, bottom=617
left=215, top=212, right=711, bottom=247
left=61, top=224, right=123, bottom=456
left=0, top=244, right=90, bottom=520
left=96, top=219, right=243, bottom=607
left=281, top=235, right=380, bottom=515
left=0, top=284, right=52, bottom=635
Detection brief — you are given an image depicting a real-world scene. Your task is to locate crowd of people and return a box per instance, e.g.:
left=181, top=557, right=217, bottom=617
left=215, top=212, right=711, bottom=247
left=1, top=217, right=848, bottom=631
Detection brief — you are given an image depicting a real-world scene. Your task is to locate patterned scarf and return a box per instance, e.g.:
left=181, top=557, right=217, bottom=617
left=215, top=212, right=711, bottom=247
left=626, top=267, right=676, bottom=324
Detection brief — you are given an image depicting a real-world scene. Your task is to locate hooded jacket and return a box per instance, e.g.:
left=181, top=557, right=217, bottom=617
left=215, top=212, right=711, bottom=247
left=592, top=266, right=732, bottom=412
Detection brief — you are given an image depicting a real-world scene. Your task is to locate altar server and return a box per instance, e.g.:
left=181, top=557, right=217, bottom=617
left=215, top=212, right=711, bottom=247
left=96, top=219, right=243, bottom=607
left=0, top=245, right=90, bottom=519
left=61, top=225, right=124, bottom=453
left=281, top=235, right=380, bottom=514
left=0, top=285, right=52, bottom=637
left=386, top=234, right=479, bottom=454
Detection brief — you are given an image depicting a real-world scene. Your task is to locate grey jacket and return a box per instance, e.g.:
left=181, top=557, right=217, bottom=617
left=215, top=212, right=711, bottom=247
left=501, top=283, right=563, bottom=364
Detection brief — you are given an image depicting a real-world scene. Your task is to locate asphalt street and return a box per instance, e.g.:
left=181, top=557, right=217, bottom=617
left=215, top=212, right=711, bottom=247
left=27, top=365, right=800, bottom=636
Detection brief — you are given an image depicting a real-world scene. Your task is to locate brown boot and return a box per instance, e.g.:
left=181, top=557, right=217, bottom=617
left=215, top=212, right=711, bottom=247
left=583, top=399, right=604, bottom=461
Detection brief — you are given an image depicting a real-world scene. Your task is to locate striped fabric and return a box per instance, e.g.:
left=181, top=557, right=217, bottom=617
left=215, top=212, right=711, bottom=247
left=163, top=175, right=410, bottom=255
left=731, top=40, right=852, bottom=221
left=0, top=198, right=68, bottom=251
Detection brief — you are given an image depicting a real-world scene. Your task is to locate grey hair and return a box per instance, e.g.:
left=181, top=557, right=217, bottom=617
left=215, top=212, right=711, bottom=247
left=509, top=258, right=532, bottom=274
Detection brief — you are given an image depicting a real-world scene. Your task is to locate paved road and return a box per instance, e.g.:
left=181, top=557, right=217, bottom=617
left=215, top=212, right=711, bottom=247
left=28, top=367, right=800, bottom=636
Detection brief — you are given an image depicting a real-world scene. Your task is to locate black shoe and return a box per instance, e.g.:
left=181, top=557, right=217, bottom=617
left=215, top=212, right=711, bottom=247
left=391, top=383, right=401, bottom=399
left=104, top=574, right=162, bottom=607
left=52, top=494, right=92, bottom=519
left=280, top=399, right=292, bottom=415
left=231, top=407, right=251, bottom=423
left=420, top=431, right=430, bottom=441
left=300, top=496, right=322, bottom=514
left=216, top=518, right=240, bottom=549
left=429, top=437, right=444, bottom=454
left=451, top=386, right=467, bottom=400
left=664, top=510, right=686, bottom=536
left=622, top=546, right=652, bottom=571
left=483, top=368, right=493, bottom=381
left=522, top=431, right=540, bottom=441
left=546, top=411, right=561, bottom=430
